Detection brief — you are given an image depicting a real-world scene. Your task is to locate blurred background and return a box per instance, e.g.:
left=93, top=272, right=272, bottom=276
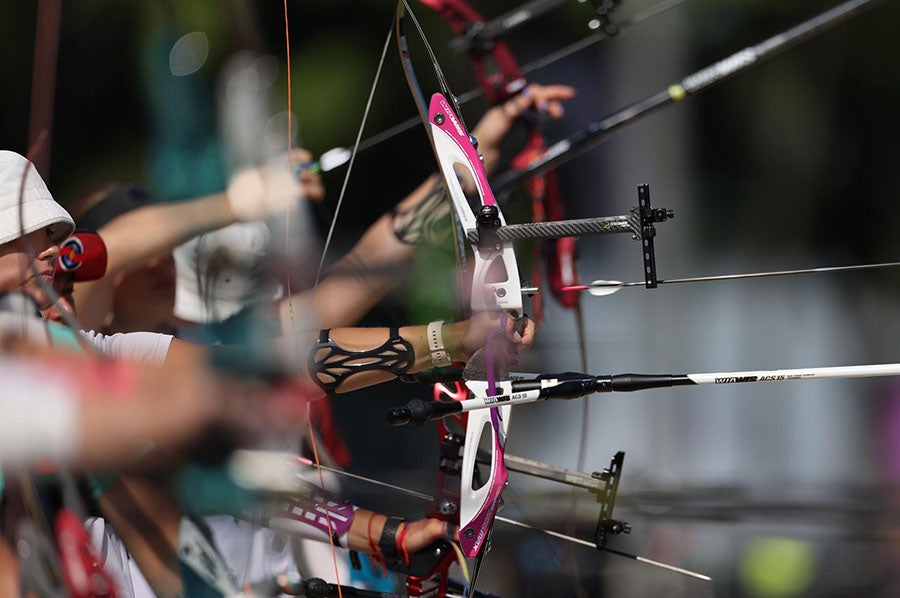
left=3, top=0, right=900, bottom=596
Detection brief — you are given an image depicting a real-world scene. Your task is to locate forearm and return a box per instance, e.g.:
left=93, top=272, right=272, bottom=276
left=345, top=510, right=390, bottom=554
left=0, top=537, right=23, bottom=598
left=280, top=175, right=447, bottom=330
left=304, top=321, right=467, bottom=394
left=266, top=484, right=447, bottom=556
left=72, top=194, right=236, bottom=329
left=285, top=215, right=414, bottom=330
left=98, top=194, right=236, bottom=276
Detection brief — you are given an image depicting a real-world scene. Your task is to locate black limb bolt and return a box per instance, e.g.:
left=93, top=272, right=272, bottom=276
left=478, top=204, right=501, bottom=229
left=477, top=204, right=502, bottom=249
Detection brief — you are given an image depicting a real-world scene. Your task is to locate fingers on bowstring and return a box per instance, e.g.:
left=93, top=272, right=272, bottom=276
left=287, top=148, right=318, bottom=176
left=285, top=147, right=326, bottom=203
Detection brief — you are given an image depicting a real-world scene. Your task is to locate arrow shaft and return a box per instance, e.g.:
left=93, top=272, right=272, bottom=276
left=494, top=516, right=711, bottom=581
left=567, top=260, right=900, bottom=294
left=402, top=363, right=900, bottom=419
left=314, top=0, right=686, bottom=171
left=450, top=0, right=571, bottom=54
left=602, top=547, right=712, bottom=582
left=654, top=261, right=900, bottom=287
left=685, top=363, right=900, bottom=386
left=517, top=0, right=689, bottom=77
left=600, top=364, right=900, bottom=392
left=494, top=0, right=887, bottom=193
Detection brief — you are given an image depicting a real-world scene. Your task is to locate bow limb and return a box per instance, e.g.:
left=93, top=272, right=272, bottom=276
left=417, top=0, right=526, bottom=103
left=416, top=0, right=582, bottom=307
left=395, top=0, right=525, bottom=346
left=426, top=94, right=524, bottom=317
left=416, top=0, right=589, bottom=376
left=457, top=382, right=511, bottom=559
left=396, top=4, right=524, bottom=595
left=412, top=7, right=592, bottom=592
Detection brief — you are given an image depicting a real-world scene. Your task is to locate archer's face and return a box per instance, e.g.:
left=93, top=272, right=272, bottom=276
left=43, top=270, right=76, bottom=323
left=0, top=228, right=60, bottom=309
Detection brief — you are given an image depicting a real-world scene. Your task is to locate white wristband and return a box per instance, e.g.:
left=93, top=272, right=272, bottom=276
left=427, top=320, right=452, bottom=367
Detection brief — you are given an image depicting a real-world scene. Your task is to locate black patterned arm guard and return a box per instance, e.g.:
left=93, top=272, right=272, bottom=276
left=308, top=327, right=415, bottom=395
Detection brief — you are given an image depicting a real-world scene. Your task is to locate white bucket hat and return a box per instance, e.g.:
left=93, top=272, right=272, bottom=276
left=0, top=150, right=74, bottom=246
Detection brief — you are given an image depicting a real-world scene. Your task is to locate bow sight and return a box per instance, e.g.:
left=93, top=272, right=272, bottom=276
left=462, top=183, right=673, bottom=292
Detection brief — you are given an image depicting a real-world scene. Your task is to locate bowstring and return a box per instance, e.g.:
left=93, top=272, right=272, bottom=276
left=307, top=19, right=395, bottom=299
left=283, top=0, right=295, bottom=326
left=398, top=4, right=510, bottom=594
left=400, top=1, right=470, bottom=132
left=282, top=2, right=347, bottom=595
left=283, top=5, right=398, bottom=596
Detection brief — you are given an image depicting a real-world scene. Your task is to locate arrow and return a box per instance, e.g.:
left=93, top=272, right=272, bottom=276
left=387, top=363, right=900, bottom=423
left=562, top=260, right=900, bottom=296
left=492, top=0, right=888, bottom=194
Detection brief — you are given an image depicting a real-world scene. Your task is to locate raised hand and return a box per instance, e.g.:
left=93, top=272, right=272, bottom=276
left=471, top=82, right=576, bottom=174
left=226, top=148, right=325, bottom=221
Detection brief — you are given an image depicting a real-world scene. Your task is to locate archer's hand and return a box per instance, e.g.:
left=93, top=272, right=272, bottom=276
left=471, top=83, right=576, bottom=174
left=226, top=148, right=325, bottom=221
left=291, top=148, right=326, bottom=204
left=403, top=518, right=457, bottom=553
left=449, top=311, right=537, bottom=362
